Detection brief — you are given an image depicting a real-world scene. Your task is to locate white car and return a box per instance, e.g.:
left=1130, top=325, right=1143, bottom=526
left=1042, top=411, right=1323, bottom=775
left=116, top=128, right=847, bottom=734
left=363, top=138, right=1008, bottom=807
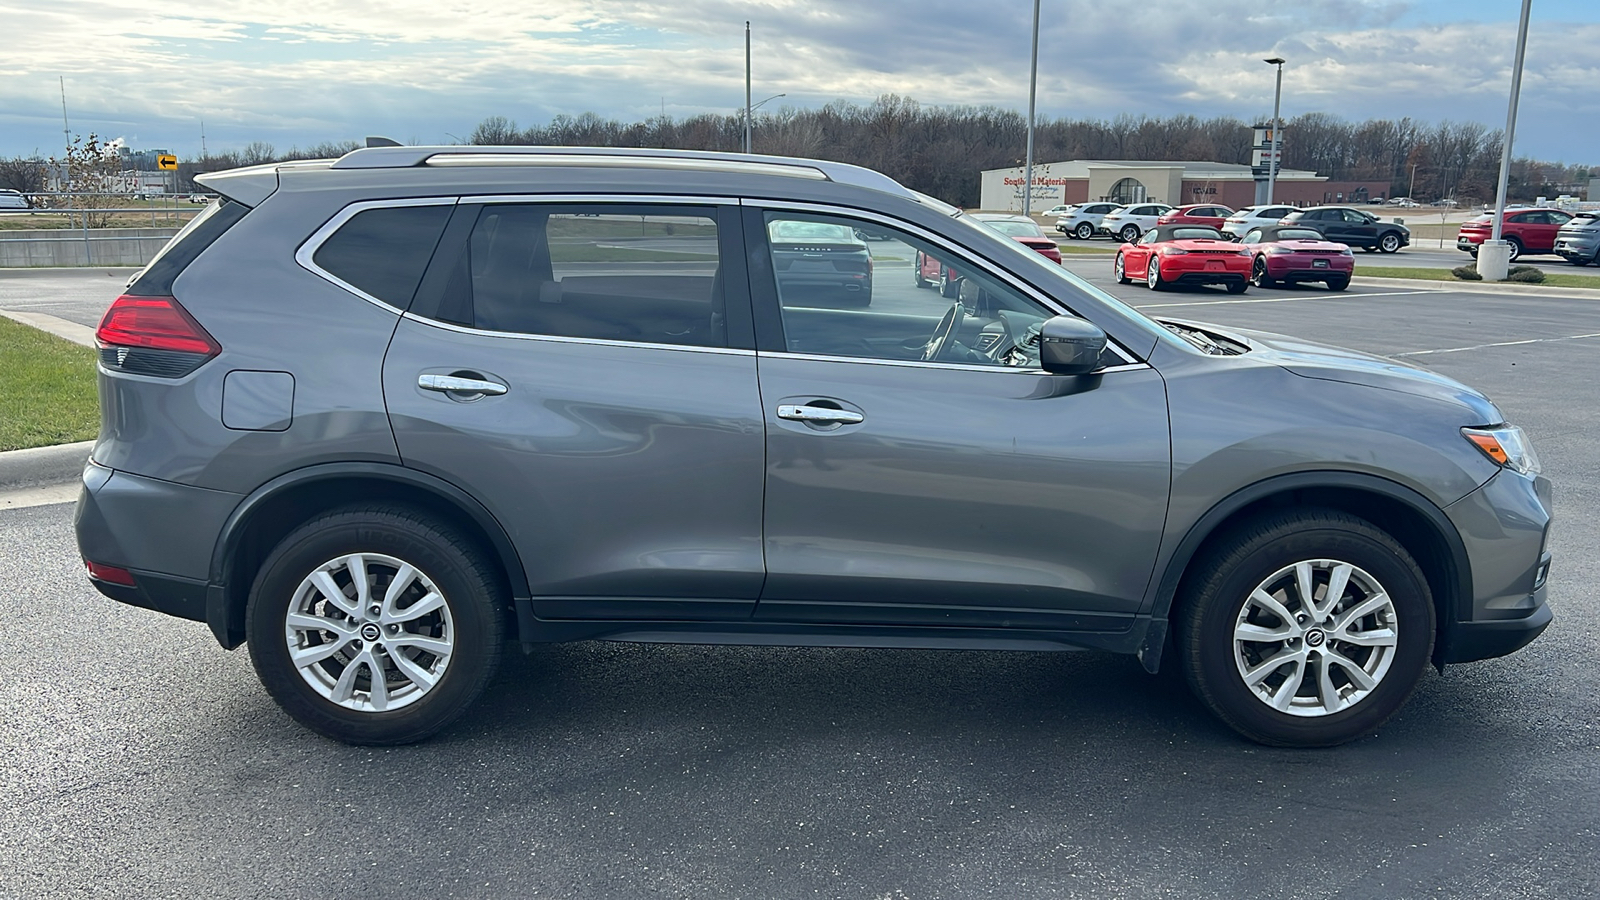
left=1220, top=205, right=1298, bottom=240
left=1054, top=201, right=1124, bottom=240
left=1098, top=203, right=1174, bottom=243
left=1038, top=204, right=1076, bottom=219
left=1386, top=197, right=1421, bottom=208
left=0, top=189, right=29, bottom=210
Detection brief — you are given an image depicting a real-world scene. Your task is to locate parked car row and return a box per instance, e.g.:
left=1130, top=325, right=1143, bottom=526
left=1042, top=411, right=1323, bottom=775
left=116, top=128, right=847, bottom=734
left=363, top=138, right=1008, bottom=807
left=1456, top=207, right=1599, bottom=266
left=1052, top=202, right=1410, bottom=254
left=1111, top=223, right=1356, bottom=295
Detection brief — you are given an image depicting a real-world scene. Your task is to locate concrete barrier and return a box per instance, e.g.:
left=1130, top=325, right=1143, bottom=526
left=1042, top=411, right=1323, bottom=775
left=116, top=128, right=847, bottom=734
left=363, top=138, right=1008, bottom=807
left=0, top=228, right=180, bottom=267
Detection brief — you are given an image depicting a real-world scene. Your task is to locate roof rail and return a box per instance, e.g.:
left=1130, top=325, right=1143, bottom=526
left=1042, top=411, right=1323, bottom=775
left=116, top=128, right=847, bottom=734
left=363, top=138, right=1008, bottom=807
left=329, top=145, right=920, bottom=202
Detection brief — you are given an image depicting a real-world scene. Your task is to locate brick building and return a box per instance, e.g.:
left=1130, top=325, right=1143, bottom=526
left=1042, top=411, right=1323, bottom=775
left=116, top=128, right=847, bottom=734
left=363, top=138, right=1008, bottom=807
left=979, top=160, right=1389, bottom=212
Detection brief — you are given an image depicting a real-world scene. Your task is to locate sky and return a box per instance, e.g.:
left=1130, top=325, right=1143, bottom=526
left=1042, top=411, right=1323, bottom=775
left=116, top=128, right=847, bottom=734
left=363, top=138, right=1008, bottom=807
left=2, top=0, right=1598, bottom=165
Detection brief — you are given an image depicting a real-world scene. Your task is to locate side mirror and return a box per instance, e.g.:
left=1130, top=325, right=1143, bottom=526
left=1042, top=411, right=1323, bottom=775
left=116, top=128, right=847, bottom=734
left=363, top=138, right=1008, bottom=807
left=1038, top=315, right=1107, bottom=375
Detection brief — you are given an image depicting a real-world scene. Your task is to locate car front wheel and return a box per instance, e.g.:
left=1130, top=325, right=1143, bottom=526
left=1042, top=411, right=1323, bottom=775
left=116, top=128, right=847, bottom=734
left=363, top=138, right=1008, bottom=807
left=246, top=505, right=506, bottom=745
left=1177, top=509, right=1434, bottom=747
left=1379, top=233, right=1402, bottom=253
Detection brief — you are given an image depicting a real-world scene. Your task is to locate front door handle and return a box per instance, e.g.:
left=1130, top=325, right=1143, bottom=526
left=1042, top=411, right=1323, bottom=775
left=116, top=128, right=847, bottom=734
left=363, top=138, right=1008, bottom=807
left=777, top=404, right=863, bottom=425
left=418, top=373, right=508, bottom=398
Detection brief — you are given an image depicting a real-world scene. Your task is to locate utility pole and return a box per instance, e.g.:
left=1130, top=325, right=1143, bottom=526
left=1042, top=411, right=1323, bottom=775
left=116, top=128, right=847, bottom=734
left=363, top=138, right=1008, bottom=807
left=60, top=76, right=71, bottom=155
left=201, top=118, right=208, bottom=161
left=1023, top=0, right=1040, bottom=217
left=744, top=21, right=752, bottom=155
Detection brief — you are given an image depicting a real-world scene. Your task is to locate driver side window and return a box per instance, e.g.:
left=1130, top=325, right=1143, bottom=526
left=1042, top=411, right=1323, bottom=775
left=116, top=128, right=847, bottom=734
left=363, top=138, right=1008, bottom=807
left=760, top=211, right=1054, bottom=367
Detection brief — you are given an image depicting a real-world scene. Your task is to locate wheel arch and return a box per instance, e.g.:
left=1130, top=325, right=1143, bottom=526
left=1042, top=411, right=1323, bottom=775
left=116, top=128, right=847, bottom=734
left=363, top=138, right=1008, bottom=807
left=205, top=462, right=531, bottom=649
left=1145, top=472, right=1472, bottom=672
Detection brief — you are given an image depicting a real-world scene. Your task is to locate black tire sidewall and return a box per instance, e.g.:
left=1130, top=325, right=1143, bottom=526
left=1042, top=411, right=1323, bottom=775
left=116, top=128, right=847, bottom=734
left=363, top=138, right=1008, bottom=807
left=246, top=508, right=504, bottom=745
left=1181, top=516, right=1435, bottom=747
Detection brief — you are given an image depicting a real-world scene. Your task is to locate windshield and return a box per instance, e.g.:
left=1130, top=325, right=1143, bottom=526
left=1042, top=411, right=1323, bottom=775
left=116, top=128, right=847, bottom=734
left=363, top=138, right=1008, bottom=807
left=946, top=212, right=1185, bottom=352
left=982, top=219, right=1045, bottom=238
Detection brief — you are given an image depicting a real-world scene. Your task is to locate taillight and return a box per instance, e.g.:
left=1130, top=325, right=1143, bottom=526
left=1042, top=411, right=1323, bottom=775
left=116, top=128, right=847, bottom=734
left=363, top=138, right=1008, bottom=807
left=85, top=560, right=137, bottom=586
left=96, top=294, right=220, bottom=377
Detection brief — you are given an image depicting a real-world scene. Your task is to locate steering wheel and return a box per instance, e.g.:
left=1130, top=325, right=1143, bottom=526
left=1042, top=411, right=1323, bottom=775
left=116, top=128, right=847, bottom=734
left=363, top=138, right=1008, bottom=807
left=921, top=300, right=966, bottom=362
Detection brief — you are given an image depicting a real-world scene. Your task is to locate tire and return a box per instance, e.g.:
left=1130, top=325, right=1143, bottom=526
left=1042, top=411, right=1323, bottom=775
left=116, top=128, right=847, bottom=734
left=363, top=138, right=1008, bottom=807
left=1362, top=246, right=1379, bottom=253
left=1250, top=256, right=1275, bottom=288
left=1120, top=225, right=1141, bottom=244
left=1145, top=256, right=1164, bottom=291
left=913, top=254, right=930, bottom=288
left=938, top=266, right=960, bottom=298
left=1177, top=509, right=1435, bottom=747
left=1075, top=222, right=1094, bottom=240
left=1379, top=232, right=1402, bottom=254
left=1226, top=279, right=1248, bottom=295
left=1326, top=276, right=1350, bottom=291
left=1505, top=237, right=1522, bottom=262
left=1114, top=253, right=1131, bottom=284
left=246, top=505, right=507, bottom=745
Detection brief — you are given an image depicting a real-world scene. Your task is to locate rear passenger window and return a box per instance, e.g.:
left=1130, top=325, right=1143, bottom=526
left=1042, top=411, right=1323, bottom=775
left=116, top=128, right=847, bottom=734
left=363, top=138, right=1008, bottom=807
left=423, top=205, right=725, bottom=348
left=313, top=204, right=452, bottom=307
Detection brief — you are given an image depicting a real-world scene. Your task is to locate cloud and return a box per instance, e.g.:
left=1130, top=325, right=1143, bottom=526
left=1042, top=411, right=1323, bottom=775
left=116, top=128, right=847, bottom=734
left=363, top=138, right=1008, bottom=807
left=0, top=0, right=1593, bottom=162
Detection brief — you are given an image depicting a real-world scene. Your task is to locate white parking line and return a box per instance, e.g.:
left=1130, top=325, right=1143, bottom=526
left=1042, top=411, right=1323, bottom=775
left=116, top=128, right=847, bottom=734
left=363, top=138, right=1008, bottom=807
left=1392, top=332, right=1600, bottom=356
left=1135, top=289, right=1439, bottom=309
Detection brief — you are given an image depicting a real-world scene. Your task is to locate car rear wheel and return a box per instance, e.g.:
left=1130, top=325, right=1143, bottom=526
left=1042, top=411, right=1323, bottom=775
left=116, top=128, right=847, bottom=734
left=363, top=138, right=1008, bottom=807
left=1379, top=233, right=1402, bottom=254
left=1326, top=276, right=1350, bottom=291
left=1250, top=257, right=1275, bottom=288
left=913, top=255, right=930, bottom=288
left=1226, top=279, right=1248, bottom=295
left=1362, top=246, right=1379, bottom=253
left=1146, top=257, right=1165, bottom=291
left=246, top=505, right=506, bottom=745
left=1120, top=225, right=1141, bottom=243
left=938, top=266, right=960, bottom=298
left=1075, top=222, right=1094, bottom=240
left=1505, top=237, right=1523, bottom=262
left=1177, top=509, right=1434, bottom=747
left=1114, top=253, right=1131, bottom=284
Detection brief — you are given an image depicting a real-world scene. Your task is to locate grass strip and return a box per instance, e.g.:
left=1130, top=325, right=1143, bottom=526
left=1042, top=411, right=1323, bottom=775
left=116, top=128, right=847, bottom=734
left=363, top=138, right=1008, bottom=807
left=1356, top=266, right=1600, bottom=290
left=1054, top=243, right=1120, bottom=254
left=0, top=317, right=100, bottom=452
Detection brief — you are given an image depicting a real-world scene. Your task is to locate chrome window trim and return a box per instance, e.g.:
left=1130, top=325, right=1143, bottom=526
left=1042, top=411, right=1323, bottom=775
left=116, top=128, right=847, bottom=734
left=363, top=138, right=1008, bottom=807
left=459, top=194, right=739, bottom=207
left=398, top=312, right=755, bottom=357
left=745, top=199, right=1138, bottom=365
left=761, top=350, right=1149, bottom=376
left=295, top=196, right=460, bottom=314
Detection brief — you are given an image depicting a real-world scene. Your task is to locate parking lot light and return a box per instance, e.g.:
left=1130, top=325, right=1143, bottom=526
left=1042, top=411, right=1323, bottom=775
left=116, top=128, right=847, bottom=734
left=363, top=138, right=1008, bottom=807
left=1264, top=57, right=1286, bottom=205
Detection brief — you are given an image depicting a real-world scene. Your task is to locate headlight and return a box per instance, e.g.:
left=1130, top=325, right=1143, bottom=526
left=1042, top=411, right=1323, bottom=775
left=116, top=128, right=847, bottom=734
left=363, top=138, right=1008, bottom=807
left=1462, top=425, right=1542, bottom=476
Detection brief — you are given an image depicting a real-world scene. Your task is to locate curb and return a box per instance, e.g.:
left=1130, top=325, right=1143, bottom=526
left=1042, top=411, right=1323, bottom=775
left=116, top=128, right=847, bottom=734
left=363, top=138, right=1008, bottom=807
left=1354, top=275, right=1600, bottom=299
left=0, top=440, right=94, bottom=491
left=0, top=267, right=140, bottom=279
left=0, top=309, right=97, bottom=347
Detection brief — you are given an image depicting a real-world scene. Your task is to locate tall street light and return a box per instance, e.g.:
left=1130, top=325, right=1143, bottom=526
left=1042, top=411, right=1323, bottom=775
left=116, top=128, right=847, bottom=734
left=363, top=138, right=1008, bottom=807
left=745, top=21, right=753, bottom=154
left=1264, top=57, right=1286, bottom=205
left=1023, top=0, right=1041, bottom=216
left=1482, top=0, right=1534, bottom=281
left=745, top=94, right=787, bottom=153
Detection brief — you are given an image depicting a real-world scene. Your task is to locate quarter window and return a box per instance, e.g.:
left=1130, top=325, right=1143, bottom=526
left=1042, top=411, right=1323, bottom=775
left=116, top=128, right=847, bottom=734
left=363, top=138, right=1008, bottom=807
left=312, top=204, right=453, bottom=307
left=421, top=205, right=726, bottom=348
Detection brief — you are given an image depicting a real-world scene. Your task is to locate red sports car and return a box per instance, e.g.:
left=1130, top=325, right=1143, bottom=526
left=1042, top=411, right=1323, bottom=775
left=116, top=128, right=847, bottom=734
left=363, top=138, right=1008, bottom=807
left=1240, top=224, right=1354, bottom=290
left=971, top=213, right=1063, bottom=264
left=1114, top=225, right=1251, bottom=293
left=1156, top=203, right=1235, bottom=230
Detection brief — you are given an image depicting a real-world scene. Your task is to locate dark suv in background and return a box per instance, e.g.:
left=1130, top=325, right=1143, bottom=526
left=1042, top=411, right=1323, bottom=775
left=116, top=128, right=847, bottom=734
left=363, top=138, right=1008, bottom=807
left=1281, top=206, right=1411, bottom=253
left=77, top=146, right=1552, bottom=748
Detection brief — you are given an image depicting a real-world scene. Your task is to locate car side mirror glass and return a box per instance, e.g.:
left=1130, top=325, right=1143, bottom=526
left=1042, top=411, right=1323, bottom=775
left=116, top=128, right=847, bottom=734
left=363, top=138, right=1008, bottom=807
left=1038, top=315, right=1108, bottom=375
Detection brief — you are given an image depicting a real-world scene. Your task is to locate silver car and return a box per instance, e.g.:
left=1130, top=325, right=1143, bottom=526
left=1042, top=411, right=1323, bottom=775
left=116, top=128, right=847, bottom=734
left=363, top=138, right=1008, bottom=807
left=76, top=146, right=1553, bottom=748
left=1554, top=211, right=1600, bottom=266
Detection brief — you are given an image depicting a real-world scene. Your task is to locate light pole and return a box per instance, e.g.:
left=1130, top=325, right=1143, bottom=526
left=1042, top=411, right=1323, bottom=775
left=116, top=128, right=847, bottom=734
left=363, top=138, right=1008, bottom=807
left=743, top=94, right=787, bottom=154
left=1482, top=0, right=1534, bottom=281
left=1264, top=57, right=1285, bottom=205
left=744, top=22, right=752, bottom=154
left=1023, top=0, right=1041, bottom=216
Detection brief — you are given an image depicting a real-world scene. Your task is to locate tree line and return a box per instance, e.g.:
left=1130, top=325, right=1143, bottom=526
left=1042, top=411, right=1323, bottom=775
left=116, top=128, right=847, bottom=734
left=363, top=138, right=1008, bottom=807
left=2, top=97, right=1590, bottom=208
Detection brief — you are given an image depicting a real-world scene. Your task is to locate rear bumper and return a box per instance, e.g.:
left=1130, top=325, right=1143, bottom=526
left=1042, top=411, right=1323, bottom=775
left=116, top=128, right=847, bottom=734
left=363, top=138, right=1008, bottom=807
left=75, top=461, right=241, bottom=626
left=1266, top=258, right=1353, bottom=281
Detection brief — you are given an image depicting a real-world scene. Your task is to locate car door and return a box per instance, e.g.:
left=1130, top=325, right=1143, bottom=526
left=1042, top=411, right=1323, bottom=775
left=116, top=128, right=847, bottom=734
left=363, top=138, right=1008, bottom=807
left=1344, top=210, right=1380, bottom=247
left=380, top=198, right=767, bottom=621
left=744, top=205, right=1171, bottom=630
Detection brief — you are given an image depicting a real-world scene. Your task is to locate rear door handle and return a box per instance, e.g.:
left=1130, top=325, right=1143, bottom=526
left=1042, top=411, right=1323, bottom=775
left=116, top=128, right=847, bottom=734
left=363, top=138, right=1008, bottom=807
left=418, top=373, right=508, bottom=397
left=777, top=404, right=863, bottom=425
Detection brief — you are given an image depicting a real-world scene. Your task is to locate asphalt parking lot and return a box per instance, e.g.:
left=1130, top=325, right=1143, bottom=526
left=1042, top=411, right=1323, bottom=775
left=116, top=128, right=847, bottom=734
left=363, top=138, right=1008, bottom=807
left=2, top=268, right=1597, bottom=898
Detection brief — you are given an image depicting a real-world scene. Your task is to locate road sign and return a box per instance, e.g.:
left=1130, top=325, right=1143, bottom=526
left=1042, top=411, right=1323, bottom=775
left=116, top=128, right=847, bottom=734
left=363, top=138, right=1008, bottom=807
left=157, top=154, right=177, bottom=171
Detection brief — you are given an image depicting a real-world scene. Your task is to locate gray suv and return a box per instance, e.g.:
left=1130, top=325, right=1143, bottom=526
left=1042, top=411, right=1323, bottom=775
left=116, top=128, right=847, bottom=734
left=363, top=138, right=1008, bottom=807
left=75, top=146, right=1553, bottom=748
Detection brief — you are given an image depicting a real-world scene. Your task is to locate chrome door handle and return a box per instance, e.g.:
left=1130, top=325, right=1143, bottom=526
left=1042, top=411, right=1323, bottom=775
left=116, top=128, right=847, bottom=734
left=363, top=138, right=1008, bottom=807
left=777, top=404, right=863, bottom=425
left=418, top=374, right=508, bottom=396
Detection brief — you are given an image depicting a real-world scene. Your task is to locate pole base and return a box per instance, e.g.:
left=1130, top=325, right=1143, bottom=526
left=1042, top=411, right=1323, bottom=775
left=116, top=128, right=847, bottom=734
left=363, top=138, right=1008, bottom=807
left=1478, top=240, right=1512, bottom=281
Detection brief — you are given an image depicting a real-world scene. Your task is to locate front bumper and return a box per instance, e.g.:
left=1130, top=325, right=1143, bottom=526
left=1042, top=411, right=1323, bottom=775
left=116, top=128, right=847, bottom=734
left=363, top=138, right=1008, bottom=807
left=1440, top=468, right=1554, bottom=664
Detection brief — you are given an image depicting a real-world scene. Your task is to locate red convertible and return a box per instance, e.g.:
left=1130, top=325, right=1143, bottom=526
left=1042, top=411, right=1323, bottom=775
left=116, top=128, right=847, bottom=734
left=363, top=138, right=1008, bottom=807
left=1240, top=224, right=1354, bottom=290
left=1114, top=225, right=1251, bottom=293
